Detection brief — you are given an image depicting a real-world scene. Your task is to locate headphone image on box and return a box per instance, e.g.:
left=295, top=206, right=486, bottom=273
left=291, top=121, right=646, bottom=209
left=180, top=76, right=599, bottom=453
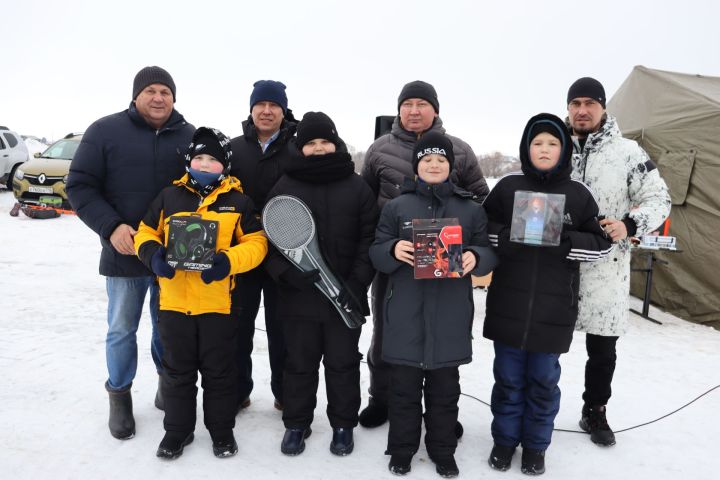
left=173, top=222, right=215, bottom=263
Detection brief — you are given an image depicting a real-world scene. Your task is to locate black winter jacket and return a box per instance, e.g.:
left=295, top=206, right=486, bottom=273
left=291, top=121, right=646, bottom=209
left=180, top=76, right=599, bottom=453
left=229, top=116, right=297, bottom=216
left=361, top=116, right=490, bottom=208
left=67, top=103, right=194, bottom=276
left=264, top=143, right=379, bottom=322
left=370, top=179, right=498, bottom=370
left=482, top=113, right=614, bottom=354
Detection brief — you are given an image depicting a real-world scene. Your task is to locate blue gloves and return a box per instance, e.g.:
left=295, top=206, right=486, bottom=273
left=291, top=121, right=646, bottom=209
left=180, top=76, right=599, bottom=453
left=201, top=253, right=231, bottom=284
left=151, top=247, right=176, bottom=279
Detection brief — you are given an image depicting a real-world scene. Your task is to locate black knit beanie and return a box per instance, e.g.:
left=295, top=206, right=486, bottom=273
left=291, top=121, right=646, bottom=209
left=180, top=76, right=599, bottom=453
left=412, top=131, right=454, bottom=174
left=132, top=66, right=176, bottom=102
left=296, top=112, right=340, bottom=149
left=398, top=80, right=440, bottom=113
left=187, top=127, right=232, bottom=171
left=249, top=80, right=288, bottom=113
left=567, top=77, right=606, bottom=108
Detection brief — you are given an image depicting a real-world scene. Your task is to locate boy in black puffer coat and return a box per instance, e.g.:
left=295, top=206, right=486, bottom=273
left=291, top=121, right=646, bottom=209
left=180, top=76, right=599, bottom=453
left=263, top=112, right=379, bottom=457
left=482, top=113, right=613, bottom=475
left=370, top=132, right=497, bottom=478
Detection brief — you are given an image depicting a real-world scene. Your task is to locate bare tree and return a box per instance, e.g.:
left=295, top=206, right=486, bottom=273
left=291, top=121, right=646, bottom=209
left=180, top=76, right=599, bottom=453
left=477, top=151, right=520, bottom=177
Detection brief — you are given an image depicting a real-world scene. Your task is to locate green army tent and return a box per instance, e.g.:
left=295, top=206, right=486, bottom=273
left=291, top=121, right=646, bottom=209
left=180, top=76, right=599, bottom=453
left=608, top=65, right=720, bottom=329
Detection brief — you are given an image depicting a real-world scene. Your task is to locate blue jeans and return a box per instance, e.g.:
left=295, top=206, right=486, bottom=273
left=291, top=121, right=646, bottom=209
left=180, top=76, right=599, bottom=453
left=105, top=276, right=162, bottom=391
left=490, top=342, right=561, bottom=451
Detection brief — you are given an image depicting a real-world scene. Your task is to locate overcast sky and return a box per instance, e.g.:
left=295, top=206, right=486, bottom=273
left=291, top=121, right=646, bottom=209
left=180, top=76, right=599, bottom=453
left=4, top=0, right=719, bottom=155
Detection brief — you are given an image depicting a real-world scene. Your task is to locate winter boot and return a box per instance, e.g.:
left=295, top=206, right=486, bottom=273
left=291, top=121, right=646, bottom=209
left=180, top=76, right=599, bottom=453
left=211, top=429, right=238, bottom=458
left=156, top=431, right=194, bottom=460
left=154, top=376, right=164, bottom=411
left=388, top=454, right=413, bottom=475
left=430, top=455, right=459, bottom=478
left=106, top=381, right=135, bottom=440
left=329, top=427, right=354, bottom=456
left=359, top=396, right=388, bottom=428
left=274, top=398, right=284, bottom=411
left=520, top=448, right=545, bottom=475
left=579, top=404, right=616, bottom=446
left=455, top=421, right=464, bottom=440
left=236, top=396, right=251, bottom=414
left=488, top=444, right=516, bottom=471
left=281, top=427, right=312, bottom=456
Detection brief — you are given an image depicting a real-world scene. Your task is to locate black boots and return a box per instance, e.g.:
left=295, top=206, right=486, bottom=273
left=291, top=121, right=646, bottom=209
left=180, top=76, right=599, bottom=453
left=388, top=454, right=412, bottom=475
left=430, top=455, right=459, bottom=478
left=106, top=382, right=135, bottom=440
left=281, top=427, right=312, bottom=456
left=488, top=444, right=516, bottom=471
left=211, top=430, right=238, bottom=458
left=359, top=397, right=388, bottom=428
left=156, top=431, right=194, bottom=460
left=579, top=404, right=617, bottom=446
left=154, top=376, right=164, bottom=410
left=520, top=448, right=546, bottom=475
left=329, top=427, right=354, bottom=456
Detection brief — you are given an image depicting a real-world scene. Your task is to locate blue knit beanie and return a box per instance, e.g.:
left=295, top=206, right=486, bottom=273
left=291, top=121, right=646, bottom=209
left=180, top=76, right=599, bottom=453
left=249, top=80, right=288, bottom=113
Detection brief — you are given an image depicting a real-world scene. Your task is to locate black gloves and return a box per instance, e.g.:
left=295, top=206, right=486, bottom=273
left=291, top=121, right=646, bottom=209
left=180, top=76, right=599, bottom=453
left=151, top=247, right=176, bottom=279
left=337, top=278, right=366, bottom=312
left=280, top=267, right=320, bottom=291
left=201, top=253, right=231, bottom=284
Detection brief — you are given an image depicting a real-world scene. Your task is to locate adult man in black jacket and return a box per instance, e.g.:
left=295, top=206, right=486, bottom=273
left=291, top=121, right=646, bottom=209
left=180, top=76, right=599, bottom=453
left=229, top=80, right=297, bottom=412
left=67, top=66, right=194, bottom=440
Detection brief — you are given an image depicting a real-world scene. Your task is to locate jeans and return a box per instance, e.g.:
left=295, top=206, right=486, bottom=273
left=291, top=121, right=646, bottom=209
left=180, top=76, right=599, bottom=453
left=105, top=276, right=162, bottom=391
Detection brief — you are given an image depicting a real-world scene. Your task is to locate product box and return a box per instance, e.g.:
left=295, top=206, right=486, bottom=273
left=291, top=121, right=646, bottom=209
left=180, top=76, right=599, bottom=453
left=413, top=218, right=463, bottom=279
left=165, top=215, right=219, bottom=271
left=510, top=191, right=566, bottom=247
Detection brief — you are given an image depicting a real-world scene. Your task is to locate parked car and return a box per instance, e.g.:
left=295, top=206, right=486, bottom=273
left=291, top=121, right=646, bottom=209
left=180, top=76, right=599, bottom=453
left=1, top=126, right=30, bottom=188
left=12, top=133, right=83, bottom=210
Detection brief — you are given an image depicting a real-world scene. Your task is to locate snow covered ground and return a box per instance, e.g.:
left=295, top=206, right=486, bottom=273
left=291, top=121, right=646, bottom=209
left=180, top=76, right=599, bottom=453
left=1, top=188, right=718, bottom=480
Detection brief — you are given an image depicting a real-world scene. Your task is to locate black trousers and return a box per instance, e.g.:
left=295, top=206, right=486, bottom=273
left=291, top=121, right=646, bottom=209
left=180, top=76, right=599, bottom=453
left=282, top=315, right=362, bottom=430
left=366, top=272, right=391, bottom=404
left=583, top=333, right=619, bottom=406
left=158, top=310, right=237, bottom=435
left=232, top=267, right=284, bottom=403
left=387, top=365, right=460, bottom=459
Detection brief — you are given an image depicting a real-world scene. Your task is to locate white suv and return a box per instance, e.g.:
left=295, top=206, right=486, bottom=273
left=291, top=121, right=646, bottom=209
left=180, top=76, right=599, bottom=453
left=1, top=126, right=29, bottom=188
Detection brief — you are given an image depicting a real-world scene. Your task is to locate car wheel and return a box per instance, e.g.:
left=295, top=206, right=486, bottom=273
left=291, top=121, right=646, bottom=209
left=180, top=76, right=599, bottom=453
left=6, top=164, right=19, bottom=190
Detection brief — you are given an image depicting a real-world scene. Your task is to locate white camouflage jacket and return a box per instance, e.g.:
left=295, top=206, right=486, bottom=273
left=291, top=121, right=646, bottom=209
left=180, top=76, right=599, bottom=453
left=570, top=114, right=671, bottom=336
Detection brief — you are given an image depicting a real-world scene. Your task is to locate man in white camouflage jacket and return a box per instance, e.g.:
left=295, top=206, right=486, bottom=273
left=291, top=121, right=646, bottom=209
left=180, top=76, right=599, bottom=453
left=566, top=77, right=671, bottom=447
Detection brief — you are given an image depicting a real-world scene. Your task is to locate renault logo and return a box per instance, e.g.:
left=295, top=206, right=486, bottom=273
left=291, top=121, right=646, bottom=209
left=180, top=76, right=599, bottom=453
left=38, top=174, right=46, bottom=184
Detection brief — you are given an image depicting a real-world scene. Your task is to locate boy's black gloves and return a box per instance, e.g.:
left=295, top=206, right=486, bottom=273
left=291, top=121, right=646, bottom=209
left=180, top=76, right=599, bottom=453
left=151, top=246, right=176, bottom=279
left=337, top=278, right=365, bottom=312
left=201, top=253, right=231, bottom=284
left=280, top=267, right=320, bottom=291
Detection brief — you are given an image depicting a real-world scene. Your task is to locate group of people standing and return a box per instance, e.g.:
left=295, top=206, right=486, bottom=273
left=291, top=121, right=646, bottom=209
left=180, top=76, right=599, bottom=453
left=66, top=66, right=670, bottom=477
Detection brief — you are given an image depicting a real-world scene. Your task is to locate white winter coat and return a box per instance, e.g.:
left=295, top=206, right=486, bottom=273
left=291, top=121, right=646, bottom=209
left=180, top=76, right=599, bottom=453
left=570, top=115, right=671, bottom=336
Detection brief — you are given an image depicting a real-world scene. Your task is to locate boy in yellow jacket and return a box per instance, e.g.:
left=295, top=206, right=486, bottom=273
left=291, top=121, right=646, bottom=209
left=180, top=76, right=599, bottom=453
left=135, top=127, right=267, bottom=460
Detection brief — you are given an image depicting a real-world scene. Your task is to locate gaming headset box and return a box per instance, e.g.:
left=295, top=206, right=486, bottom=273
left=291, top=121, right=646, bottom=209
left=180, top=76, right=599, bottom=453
left=165, top=215, right=219, bottom=271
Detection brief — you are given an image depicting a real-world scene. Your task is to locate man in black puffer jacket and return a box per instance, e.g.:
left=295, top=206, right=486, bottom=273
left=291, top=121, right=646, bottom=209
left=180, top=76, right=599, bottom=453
left=67, top=66, right=194, bottom=440
left=229, top=80, right=298, bottom=413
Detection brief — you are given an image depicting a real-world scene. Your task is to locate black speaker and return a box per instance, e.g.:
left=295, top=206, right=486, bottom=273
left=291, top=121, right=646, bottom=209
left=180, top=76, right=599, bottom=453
left=374, top=115, right=395, bottom=140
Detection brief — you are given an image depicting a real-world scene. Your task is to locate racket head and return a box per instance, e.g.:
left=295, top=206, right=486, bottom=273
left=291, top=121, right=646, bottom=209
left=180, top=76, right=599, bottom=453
left=262, top=195, right=316, bottom=250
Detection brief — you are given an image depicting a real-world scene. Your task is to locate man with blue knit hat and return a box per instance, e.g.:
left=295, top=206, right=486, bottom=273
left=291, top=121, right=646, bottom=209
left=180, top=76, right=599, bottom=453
left=229, top=80, right=298, bottom=414
left=67, top=65, right=194, bottom=440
